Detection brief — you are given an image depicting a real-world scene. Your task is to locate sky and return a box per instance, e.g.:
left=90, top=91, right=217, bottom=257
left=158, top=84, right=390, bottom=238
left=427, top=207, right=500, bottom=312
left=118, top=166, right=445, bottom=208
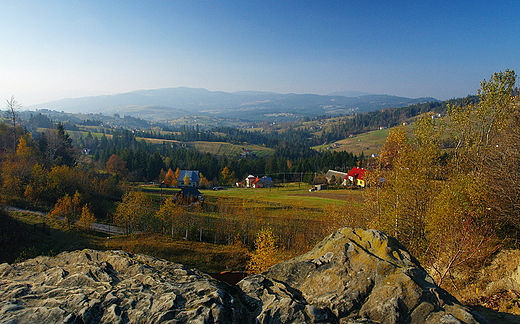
left=1, top=0, right=519, bottom=106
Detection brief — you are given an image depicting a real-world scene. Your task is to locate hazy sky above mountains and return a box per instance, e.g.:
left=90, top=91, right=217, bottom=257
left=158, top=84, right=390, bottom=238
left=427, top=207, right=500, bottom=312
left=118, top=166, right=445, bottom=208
left=1, top=0, right=518, bottom=105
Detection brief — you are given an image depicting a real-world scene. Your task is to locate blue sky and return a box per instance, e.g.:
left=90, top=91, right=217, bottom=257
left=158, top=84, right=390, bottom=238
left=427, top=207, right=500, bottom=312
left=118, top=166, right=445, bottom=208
left=1, top=0, right=518, bottom=105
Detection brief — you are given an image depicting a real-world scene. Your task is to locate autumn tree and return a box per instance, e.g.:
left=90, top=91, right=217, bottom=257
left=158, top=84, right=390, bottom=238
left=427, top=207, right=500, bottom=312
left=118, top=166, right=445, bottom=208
left=23, top=163, right=48, bottom=203
left=46, top=165, right=88, bottom=202
left=364, top=70, right=516, bottom=288
left=422, top=70, right=517, bottom=286
left=246, top=228, right=282, bottom=274
left=220, top=166, right=235, bottom=186
left=106, top=154, right=128, bottom=177
left=155, top=198, right=184, bottom=236
left=199, top=172, right=210, bottom=188
left=78, top=204, right=97, bottom=231
left=0, top=136, right=40, bottom=202
left=164, top=168, right=175, bottom=186
left=113, top=190, right=155, bottom=234
left=473, top=70, right=519, bottom=236
left=367, top=114, right=446, bottom=257
left=163, top=168, right=176, bottom=186
left=49, top=191, right=82, bottom=227
left=172, top=168, right=180, bottom=187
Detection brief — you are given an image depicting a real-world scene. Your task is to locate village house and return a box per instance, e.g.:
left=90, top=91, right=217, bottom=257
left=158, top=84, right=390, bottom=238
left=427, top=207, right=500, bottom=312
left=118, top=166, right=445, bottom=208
left=178, top=170, right=200, bottom=187
left=245, top=175, right=274, bottom=188
left=345, top=167, right=366, bottom=188
left=245, top=175, right=256, bottom=188
left=239, top=149, right=256, bottom=159
left=325, top=170, right=349, bottom=186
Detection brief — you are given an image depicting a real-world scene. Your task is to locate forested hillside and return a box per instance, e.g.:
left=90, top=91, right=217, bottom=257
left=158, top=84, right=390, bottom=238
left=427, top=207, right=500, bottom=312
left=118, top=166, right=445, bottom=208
left=0, top=87, right=487, bottom=205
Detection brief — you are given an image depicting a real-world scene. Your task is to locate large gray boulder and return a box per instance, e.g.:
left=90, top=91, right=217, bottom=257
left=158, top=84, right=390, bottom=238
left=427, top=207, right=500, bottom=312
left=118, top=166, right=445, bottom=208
left=0, top=228, right=486, bottom=323
left=239, top=228, right=486, bottom=323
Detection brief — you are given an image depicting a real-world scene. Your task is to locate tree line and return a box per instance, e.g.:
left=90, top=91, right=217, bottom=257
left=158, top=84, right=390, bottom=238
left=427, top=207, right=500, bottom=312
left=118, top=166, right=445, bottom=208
left=79, top=128, right=359, bottom=184
left=0, top=115, right=121, bottom=219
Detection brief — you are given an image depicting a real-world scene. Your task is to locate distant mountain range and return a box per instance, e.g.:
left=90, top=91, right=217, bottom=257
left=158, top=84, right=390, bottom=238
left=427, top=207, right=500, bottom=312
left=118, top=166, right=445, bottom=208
left=327, top=91, right=374, bottom=97
left=26, top=87, right=438, bottom=122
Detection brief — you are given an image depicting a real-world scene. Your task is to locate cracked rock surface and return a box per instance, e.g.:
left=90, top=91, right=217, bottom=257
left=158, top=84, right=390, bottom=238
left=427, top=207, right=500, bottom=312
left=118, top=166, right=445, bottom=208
left=0, top=228, right=486, bottom=323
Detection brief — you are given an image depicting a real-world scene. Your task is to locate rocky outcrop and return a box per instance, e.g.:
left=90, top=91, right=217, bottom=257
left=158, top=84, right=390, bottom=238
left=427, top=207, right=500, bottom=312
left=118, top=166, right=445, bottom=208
left=0, top=228, right=486, bottom=323
left=239, top=228, right=486, bottom=324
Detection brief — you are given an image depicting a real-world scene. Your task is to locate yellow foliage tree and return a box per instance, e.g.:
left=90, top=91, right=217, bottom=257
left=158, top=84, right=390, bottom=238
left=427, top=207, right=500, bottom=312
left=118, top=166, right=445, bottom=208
left=199, top=172, right=210, bottom=188
left=183, top=174, right=191, bottom=186
left=172, top=168, right=180, bottom=187
left=246, top=228, right=282, bottom=274
left=368, top=124, right=437, bottom=255
left=0, top=135, right=39, bottom=201
left=113, top=190, right=154, bottom=234
left=364, top=70, right=516, bottom=288
left=78, top=204, right=97, bottom=231
left=156, top=198, right=184, bottom=236
left=164, top=168, right=176, bottom=186
left=220, top=166, right=235, bottom=186
left=49, top=192, right=82, bottom=227
left=23, top=163, right=48, bottom=203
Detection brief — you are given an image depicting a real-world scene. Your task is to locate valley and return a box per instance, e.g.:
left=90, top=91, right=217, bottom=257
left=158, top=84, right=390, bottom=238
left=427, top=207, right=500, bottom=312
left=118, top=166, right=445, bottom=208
left=1, top=71, right=520, bottom=321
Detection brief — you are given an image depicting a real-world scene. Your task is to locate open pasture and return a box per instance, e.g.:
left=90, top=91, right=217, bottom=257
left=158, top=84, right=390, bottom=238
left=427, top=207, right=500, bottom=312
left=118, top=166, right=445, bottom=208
left=190, top=141, right=273, bottom=157
left=201, top=184, right=363, bottom=211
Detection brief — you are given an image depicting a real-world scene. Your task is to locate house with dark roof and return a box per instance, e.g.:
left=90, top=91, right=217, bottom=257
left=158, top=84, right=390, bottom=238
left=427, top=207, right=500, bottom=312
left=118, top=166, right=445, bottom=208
left=174, top=187, right=203, bottom=205
left=178, top=170, right=200, bottom=187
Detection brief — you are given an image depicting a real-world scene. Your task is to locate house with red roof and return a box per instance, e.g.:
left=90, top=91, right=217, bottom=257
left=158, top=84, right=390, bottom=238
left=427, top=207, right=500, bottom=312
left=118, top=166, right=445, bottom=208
left=245, top=175, right=274, bottom=188
left=345, top=167, right=366, bottom=188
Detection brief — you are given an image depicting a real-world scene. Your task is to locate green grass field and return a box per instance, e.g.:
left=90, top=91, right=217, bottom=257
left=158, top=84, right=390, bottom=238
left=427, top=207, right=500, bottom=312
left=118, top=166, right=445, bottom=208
left=312, top=124, right=415, bottom=155
left=201, top=184, right=362, bottom=211
left=143, top=182, right=363, bottom=212
left=190, top=141, right=273, bottom=157
left=136, top=139, right=274, bottom=157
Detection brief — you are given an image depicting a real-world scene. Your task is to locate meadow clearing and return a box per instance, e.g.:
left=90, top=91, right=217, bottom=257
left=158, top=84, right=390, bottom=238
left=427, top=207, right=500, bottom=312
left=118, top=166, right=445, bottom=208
left=5, top=184, right=364, bottom=272
left=139, top=183, right=367, bottom=263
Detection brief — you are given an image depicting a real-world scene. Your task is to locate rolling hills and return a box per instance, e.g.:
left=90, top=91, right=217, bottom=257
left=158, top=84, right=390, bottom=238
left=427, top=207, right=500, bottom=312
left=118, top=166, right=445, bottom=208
left=26, top=87, right=438, bottom=122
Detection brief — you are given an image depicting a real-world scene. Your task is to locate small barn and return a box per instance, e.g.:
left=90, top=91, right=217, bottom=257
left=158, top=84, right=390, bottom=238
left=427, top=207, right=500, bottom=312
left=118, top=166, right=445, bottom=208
left=174, top=187, right=203, bottom=205
left=325, top=170, right=349, bottom=186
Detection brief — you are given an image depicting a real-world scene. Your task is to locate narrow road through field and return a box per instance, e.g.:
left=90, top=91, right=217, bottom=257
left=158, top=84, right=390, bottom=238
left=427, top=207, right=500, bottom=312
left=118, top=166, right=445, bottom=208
left=3, top=206, right=125, bottom=235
